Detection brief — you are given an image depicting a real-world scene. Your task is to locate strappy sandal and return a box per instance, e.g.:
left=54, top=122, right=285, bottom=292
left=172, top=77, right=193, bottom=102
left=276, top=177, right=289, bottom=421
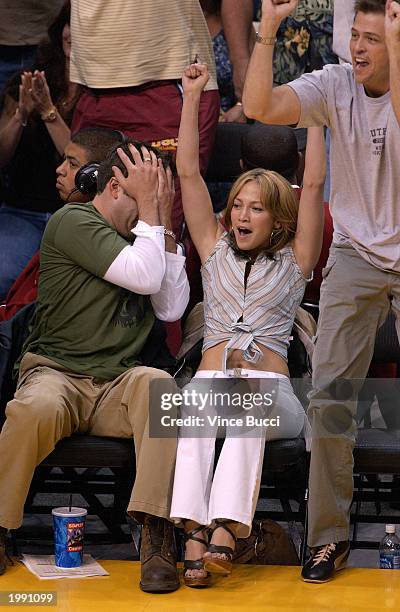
left=183, top=526, right=210, bottom=588
left=203, top=520, right=237, bottom=575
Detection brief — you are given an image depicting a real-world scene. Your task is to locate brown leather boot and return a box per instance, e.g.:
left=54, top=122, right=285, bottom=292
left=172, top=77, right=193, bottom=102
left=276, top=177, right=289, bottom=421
left=139, top=515, right=179, bottom=593
left=0, top=527, right=13, bottom=576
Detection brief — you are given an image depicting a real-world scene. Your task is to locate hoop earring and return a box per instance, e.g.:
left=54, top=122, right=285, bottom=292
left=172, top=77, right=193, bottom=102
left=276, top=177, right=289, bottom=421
left=269, top=230, right=275, bottom=246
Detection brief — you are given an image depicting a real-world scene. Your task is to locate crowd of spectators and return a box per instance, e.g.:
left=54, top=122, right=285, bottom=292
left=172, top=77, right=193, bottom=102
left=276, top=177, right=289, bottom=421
left=1, top=0, right=399, bottom=596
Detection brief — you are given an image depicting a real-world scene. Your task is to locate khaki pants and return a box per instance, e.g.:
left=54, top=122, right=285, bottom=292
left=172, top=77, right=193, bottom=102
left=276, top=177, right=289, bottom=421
left=0, top=353, right=177, bottom=530
left=307, top=245, right=400, bottom=547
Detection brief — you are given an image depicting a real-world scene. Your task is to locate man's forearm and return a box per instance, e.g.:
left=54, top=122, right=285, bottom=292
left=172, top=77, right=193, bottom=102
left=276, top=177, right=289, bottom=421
left=137, top=196, right=160, bottom=227
left=242, top=19, right=279, bottom=122
left=163, top=231, right=177, bottom=254
left=158, top=206, right=175, bottom=252
left=243, top=0, right=301, bottom=124
left=221, top=0, right=254, bottom=100
left=150, top=252, right=190, bottom=322
left=103, top=227, right=166, bottom=295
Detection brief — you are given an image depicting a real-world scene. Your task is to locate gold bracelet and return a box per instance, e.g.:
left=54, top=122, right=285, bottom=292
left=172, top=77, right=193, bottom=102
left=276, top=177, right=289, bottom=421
left=255, top=32, right=277, bottom=46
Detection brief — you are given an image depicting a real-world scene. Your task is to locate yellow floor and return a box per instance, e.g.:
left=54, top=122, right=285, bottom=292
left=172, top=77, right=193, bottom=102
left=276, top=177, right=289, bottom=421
left=3, top=560, right=400, bottom=612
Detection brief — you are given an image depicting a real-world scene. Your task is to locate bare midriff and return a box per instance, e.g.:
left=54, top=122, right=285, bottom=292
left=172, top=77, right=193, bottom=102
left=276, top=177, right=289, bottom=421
left=198, top=341, right=289, bottom=376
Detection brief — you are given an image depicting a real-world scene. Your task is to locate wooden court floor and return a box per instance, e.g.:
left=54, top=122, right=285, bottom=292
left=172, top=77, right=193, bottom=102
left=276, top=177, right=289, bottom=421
left=3, top=560, right=400, bottom=611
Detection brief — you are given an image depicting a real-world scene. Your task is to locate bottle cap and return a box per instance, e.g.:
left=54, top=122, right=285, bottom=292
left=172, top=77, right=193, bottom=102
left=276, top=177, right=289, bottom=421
left=386, top=524, right=396, bottom=534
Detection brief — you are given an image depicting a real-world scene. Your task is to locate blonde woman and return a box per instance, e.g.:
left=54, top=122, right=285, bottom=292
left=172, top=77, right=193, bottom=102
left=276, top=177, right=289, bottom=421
left=170, top=62, right=325, bottom=587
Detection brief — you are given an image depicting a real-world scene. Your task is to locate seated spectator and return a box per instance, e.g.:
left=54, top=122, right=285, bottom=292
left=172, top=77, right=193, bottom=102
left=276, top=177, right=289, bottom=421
left=240, top=122, right=300, bottom=180
left=0, top=1, right=80, bottom=300
left=206, top=122, right=302, bottom=213
left=56, top=127, right=128, bottom=204
left=0, top=141, right=190, bottom=594
left=170, top=62, right=325, bottom=588
left=0, top=127, right=126, bottom=322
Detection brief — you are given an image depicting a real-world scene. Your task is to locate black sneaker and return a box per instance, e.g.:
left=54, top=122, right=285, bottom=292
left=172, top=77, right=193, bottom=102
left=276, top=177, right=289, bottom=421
left=301, top=541, right=350, bottom=583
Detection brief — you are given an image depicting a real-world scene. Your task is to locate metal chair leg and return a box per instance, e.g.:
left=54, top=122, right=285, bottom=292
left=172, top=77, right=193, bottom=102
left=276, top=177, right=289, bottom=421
left=300, top=487, right=309, bottom=566
left=352, top=500, right=361, bottom=544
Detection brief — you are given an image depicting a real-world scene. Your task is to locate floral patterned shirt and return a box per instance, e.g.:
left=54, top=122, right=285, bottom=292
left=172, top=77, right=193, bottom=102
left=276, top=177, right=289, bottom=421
left=254, top=0, right=333, bottom=21
left=292, top=0, right=333, bottom=19
left=272, top=0, right=337, bottom=85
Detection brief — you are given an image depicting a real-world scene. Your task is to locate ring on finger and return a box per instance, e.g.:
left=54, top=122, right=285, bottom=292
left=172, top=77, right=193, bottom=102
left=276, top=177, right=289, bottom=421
left=143, top=157, right=152, bottom=162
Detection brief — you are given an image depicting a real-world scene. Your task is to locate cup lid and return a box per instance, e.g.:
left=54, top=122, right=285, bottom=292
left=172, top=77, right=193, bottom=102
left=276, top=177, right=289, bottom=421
left=52, top=507, right=88, bottom=518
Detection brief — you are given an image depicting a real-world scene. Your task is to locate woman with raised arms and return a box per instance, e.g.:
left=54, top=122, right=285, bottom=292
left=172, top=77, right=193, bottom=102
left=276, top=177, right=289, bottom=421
left=170, top=62, right=325, bottom=588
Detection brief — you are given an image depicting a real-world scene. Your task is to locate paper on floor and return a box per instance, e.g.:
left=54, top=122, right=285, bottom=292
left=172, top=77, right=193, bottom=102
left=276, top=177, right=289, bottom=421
left=21, top=554, right=109, bottom=580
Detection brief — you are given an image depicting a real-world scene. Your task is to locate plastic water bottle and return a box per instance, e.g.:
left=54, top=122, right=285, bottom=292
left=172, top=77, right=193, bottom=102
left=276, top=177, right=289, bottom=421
left=379, top=524, right=400, bottom=569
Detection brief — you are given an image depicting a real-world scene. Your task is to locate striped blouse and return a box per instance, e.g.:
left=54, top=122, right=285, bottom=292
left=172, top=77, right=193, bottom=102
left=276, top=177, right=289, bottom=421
left=202, top=233, right=308, bottom=371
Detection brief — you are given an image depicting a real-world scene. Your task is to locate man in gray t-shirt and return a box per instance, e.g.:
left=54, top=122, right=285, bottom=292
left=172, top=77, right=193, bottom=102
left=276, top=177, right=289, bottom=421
left=243, top=0, right=400, bottom=584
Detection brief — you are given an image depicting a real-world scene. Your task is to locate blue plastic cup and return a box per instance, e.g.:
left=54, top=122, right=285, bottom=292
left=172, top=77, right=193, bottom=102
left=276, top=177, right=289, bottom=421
left=52, top=507, right=87, bottom=568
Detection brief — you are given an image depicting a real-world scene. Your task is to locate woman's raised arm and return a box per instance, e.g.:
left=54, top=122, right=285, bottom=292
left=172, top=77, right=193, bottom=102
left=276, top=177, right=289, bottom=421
left=177, top=63, right=222, bottom=263
left=292, top=126, right=326, bottom=279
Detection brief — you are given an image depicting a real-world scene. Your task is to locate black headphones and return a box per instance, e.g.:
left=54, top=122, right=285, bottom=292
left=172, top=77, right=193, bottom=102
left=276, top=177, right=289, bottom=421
left=74, top=129, right=128, bottom=196
left=74, top=162, right=100, bottom=196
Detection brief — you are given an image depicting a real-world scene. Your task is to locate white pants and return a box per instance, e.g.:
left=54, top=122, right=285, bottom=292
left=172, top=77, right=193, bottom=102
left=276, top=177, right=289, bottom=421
left=170, top=369, right=308, bottom=538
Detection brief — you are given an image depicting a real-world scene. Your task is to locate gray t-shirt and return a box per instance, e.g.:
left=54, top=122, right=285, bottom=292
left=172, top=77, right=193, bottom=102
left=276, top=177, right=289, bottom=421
left=288, top=63, right=400, bottom=272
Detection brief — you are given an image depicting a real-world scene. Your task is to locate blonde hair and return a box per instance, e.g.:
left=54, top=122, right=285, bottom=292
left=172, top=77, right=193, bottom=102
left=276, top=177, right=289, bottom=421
left=224, top=169, right=298, bottom=257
